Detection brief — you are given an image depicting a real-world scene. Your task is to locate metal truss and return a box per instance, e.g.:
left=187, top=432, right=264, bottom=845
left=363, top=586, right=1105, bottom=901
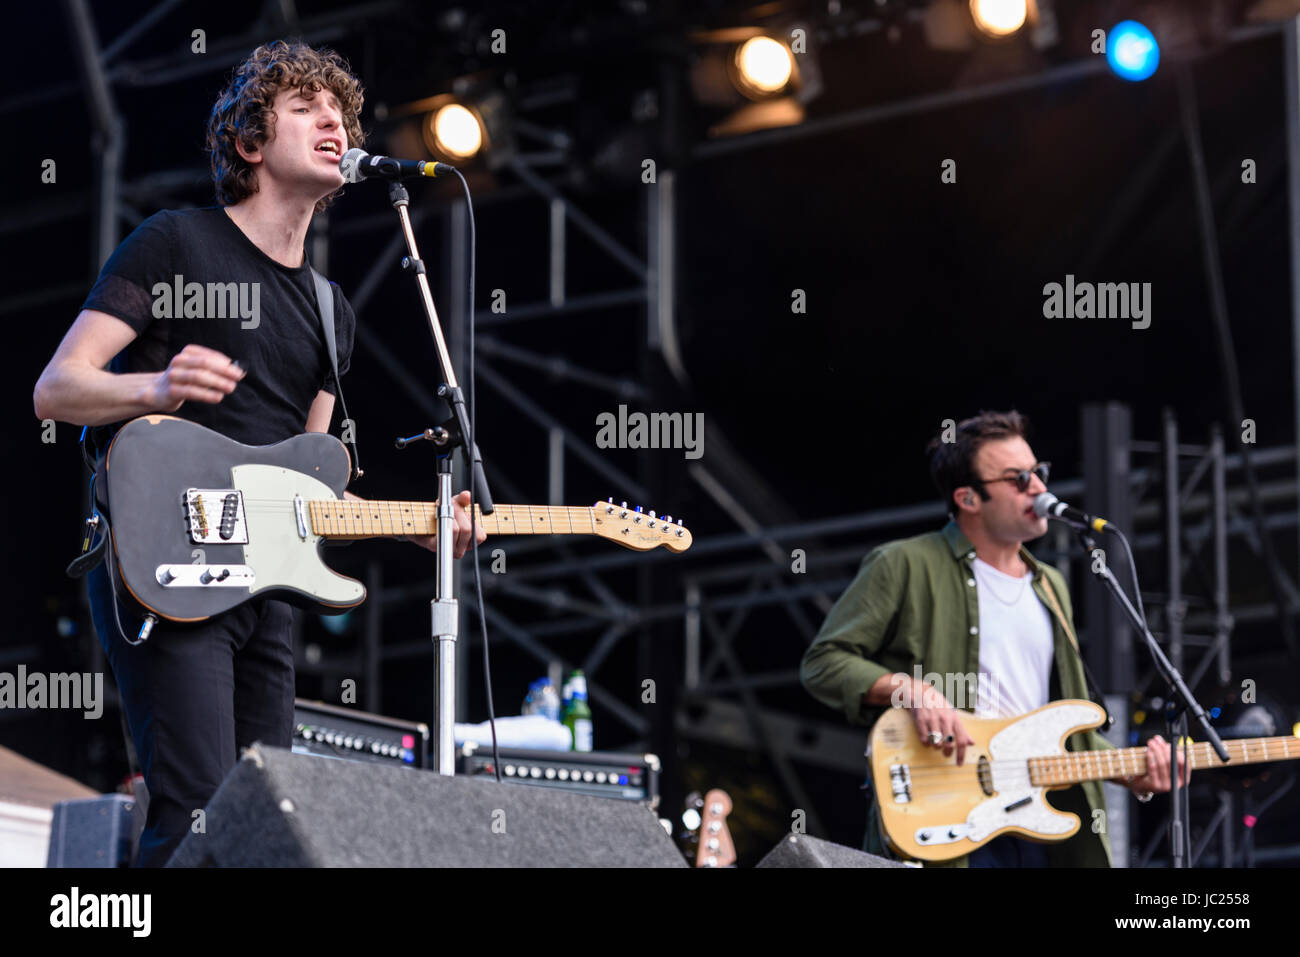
left=1083, top=402, right=1300, bottom=869
left=56, top=4, right=1300, bottom=858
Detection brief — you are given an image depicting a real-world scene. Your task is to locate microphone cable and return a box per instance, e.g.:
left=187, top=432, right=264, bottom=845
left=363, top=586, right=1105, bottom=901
left=449, top=168, right=502, bottom=784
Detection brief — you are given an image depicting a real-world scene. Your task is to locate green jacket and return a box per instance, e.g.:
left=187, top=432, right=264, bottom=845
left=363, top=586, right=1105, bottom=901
left=800, top=520, right=1114, bottom=868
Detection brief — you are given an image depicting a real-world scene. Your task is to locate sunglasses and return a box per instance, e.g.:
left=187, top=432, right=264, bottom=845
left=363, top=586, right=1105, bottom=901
left=977, top=462, right=1050, bottom=493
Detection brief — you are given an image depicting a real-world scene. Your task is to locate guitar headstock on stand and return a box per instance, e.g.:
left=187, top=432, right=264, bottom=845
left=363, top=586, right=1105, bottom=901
left=679, top=788, right=735, bottom=867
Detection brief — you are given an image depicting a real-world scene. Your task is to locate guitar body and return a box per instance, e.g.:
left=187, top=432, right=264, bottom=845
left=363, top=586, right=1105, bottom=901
left=103, top=415, right=363, bottom=622
left=868, top=699, right=1107, bottom=862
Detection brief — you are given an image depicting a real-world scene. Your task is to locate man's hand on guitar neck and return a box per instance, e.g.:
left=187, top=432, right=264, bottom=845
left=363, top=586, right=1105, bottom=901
left=865, top=674, right=976, bottom=766
left=343, top=489, right=486, bottom=558
left=1115, top=734, right=1190, bottom=799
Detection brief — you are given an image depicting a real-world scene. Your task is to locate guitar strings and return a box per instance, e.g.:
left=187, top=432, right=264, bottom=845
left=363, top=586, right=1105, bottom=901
left=892, top=737, right=1285, bottom=778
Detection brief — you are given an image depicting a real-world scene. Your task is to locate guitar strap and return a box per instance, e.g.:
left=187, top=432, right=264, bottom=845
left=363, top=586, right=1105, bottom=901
left=1039, top=572, right=1114, bottom=733
left=310, top=266, right=363, bottom=483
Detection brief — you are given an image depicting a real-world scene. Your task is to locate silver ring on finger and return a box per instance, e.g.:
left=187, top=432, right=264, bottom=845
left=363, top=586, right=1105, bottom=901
left=927, top=730, right=943, bottom=745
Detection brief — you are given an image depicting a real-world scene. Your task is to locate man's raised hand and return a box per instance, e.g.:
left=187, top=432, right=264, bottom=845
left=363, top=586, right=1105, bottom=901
left=149, top=344, right=246, bottom=411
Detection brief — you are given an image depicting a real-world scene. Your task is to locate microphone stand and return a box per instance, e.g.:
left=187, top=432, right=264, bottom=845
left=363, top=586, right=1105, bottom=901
left=1074, top=526, right=1228, bottom=867
left=385, top=178, right=494, bottom=776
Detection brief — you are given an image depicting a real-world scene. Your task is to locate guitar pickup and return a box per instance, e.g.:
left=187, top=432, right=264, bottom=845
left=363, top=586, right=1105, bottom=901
left=889, top=763, right=912, bottom=803
left=186, top=488, right=249, bottom=544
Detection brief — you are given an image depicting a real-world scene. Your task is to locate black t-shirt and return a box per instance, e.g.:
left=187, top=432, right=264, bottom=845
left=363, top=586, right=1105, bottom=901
left=81, top=206, right=355, bottom=447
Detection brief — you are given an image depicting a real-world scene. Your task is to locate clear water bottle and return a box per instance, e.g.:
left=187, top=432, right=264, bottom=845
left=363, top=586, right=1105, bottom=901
left=535, top=678, right=561, bottom=722
left=523, top=678, right=562, bottom=722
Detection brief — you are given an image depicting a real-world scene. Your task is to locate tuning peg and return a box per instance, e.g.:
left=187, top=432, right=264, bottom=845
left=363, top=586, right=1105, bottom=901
left=620, top=501, right=627, bottom=508
left=635, top=505, right=643, bottom=513
left=664, top=515, right=672, bottom=523
left=607, top=497, right=613, bottom=503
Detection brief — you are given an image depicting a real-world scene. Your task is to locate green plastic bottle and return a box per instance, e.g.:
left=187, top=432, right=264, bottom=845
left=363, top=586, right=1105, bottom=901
left=563, top=669, right=593, bottom=752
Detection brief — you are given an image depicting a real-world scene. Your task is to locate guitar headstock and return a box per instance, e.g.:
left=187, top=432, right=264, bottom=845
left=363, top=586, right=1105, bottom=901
left=694, top=789, right=735, bottom=868
left=590, top=499, right=693, bottom=553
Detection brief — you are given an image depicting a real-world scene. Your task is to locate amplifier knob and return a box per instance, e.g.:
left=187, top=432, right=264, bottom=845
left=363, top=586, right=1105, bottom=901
left=582, top=771, right=595, bottom=782
left=504, top=765, right=516, bottom=776
left=595, top=772, right=607, bottom=783
left=544, top=768, right=556, bottom=779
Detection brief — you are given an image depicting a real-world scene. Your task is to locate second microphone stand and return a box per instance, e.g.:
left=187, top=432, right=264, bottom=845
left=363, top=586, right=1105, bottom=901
left=1075, top=525, right=1228, bottom=867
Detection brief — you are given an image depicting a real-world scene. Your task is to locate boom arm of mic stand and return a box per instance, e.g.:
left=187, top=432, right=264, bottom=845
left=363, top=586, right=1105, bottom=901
left=388, top=181, right=494, bottom=513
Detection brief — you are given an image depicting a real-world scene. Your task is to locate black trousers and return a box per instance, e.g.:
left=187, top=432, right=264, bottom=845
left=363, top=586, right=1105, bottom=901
left=87, top=563, right=297, bottom=867
left=968, top=834, right=1050, bottom=867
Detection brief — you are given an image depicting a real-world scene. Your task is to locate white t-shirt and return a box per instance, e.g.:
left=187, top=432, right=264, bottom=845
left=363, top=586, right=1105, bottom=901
left=972, top=557, right=1055, bottom=719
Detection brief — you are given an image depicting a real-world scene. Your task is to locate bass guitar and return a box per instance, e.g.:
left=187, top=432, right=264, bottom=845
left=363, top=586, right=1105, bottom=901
left=868, top=699, right=1300, bottom=862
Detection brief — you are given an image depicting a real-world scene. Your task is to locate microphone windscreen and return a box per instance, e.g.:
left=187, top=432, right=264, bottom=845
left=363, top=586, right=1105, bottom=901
left=1032, top=492, right=1058, bottom=518
left=339, top=148, right=367, bottom=184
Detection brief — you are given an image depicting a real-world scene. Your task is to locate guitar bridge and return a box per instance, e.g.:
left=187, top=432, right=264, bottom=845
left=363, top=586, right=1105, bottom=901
left=186, top=488, right=249, bottom=544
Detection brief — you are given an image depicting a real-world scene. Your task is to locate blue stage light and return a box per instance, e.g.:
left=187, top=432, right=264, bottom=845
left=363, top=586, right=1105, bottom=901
left=1107, top=20, right=1160, bottom=82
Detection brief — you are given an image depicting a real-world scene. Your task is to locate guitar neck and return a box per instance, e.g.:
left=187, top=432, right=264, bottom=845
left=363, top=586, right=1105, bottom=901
left=1030, top=735, right=1300, bottom=787
left=310, top=500, right=595, bottom=540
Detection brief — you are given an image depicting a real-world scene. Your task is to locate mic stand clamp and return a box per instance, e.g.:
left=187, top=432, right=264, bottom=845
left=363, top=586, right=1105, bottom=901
left=1074, top=527, right=1229, bottom=868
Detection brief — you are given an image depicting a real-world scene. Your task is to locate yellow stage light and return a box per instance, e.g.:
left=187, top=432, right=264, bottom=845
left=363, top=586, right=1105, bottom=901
left=430, top=103, right=484, bottom=161
left=970, top=0, right=1028, bottom=38
left=733, top=36, right=794, bottom=97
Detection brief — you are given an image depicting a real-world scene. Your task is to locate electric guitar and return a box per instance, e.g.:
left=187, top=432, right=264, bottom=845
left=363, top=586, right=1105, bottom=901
left=98, top=415, right=692, bottom=623
left=868, top=699, right=1300, bottom=862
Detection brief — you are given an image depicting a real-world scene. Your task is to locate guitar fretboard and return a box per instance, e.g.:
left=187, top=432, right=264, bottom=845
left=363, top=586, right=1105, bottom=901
left=1029, top=735, right=1299, bottom=787
left=308, top=501, right=597, bottom=540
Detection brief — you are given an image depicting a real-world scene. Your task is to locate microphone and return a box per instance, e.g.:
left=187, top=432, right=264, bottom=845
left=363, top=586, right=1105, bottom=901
left=1033, top=492, right=1111, bottom=533
left=339, top=148, right=455, bottom=184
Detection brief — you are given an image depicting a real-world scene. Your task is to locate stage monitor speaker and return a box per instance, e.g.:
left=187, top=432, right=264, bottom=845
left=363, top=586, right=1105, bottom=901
left=46, top=794, right=139, bottom=868
left=756, top=834, right=913, bottom=868
left=168, top=744, right=686, bottom=867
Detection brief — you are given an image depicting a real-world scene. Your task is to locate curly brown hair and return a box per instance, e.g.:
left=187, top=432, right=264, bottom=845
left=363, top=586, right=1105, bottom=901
left=206, top=40, right=365, bottom=213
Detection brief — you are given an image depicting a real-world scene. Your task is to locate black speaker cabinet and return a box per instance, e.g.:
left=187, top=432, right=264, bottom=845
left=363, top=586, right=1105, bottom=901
left=46, top=794, right=140, bottom=868
left=757, top=833, right=914, bottom=868
left=168, top=745, right=686, bottom=867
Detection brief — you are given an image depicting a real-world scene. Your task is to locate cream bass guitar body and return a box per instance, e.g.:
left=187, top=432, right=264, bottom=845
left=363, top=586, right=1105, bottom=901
left=868, top=699, right=1299, bottom=862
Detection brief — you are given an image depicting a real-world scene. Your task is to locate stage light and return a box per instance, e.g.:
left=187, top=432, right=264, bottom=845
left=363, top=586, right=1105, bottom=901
left=970, top=0, right=1028, bottom=38
left=733, top=36, right=795, bottom=97
left=1107, top=20, right=1160, bottom=82
left=430, top=103, right=484, bottom=160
